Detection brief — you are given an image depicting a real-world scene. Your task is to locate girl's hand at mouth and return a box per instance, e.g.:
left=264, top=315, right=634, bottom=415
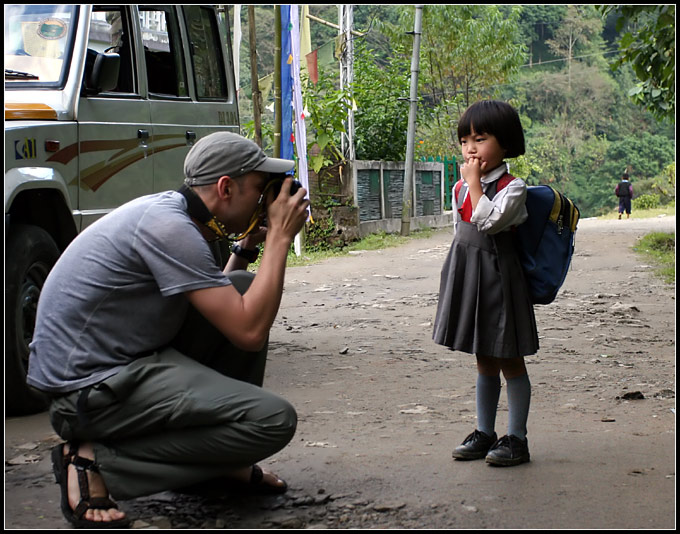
left=462, top=156, right=485, bottom=186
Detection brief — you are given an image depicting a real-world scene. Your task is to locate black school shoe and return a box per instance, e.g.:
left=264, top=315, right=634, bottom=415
left=452, top=430, right=498, bottom=460
left=485, top=435, right=530, bottom=466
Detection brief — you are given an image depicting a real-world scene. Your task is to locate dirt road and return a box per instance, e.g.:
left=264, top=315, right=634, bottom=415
left=5, top=215, right=676, bottom=529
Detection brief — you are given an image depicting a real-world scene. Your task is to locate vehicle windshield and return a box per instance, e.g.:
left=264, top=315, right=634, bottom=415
left=4, top=4, right=78, bottom=87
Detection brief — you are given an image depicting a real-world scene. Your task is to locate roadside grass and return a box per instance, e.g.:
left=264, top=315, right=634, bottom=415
left=633, top=231, right=676, bottom=284
left=603, top=203, right=676, bottom=285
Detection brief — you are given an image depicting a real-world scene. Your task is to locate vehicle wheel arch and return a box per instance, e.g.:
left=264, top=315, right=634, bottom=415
left=5, top=168, right=78, bottom=250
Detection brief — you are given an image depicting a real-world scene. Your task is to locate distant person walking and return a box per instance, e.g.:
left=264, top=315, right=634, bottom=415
left=615, top=172, right=633, bottom=219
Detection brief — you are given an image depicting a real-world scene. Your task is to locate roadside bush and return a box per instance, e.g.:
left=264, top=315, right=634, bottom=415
left=632, top=194, right=660, bottom=211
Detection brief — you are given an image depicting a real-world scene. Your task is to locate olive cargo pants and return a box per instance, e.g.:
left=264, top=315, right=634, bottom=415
left=48, top=271, right=297, bottom=500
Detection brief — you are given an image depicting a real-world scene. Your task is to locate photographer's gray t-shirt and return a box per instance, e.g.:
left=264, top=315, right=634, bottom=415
left=27, top=191, right=232, bottom=394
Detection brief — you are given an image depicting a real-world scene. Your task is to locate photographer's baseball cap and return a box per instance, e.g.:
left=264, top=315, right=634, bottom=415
left=184, top=132, right=294, bottom=186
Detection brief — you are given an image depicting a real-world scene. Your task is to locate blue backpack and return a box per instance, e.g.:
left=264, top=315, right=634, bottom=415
left=458, top=176, right=580, bottom=305
left=515, top=184, right=580, bottom=304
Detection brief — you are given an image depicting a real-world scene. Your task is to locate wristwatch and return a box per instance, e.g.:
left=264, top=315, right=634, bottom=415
left=231, top=244, right=260, bottom=263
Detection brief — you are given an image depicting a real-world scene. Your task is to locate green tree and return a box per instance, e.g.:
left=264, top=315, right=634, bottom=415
left=515, top=5, right=567, bottom=66
left=545, top=5, right=603, bottom=93
left=375, top=5, right=526, bottom=158
left=416, top=5, right=526, bottom=111
left=601, top=5, right=675, bottom=122
left=352, top=41, right=411, bottom=161
left=602, top=132, right=675, bottom=184
left=303, top=66, right=352, bottom=173
left=513, top=5, right=623, bottom=213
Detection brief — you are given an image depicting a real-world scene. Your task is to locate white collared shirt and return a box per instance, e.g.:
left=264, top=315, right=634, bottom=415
left=466, top=163, right=528, bottom=235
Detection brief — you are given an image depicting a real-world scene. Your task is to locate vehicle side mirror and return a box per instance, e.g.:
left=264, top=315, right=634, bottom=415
left=82, top=49, right=120, bottom=95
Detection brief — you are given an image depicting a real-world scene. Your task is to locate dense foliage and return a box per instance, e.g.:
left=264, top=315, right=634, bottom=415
left=600, top=5, right=675, bottom=122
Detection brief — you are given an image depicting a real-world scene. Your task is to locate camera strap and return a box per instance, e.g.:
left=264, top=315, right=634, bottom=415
left=177, top=184, right=229, bottom=241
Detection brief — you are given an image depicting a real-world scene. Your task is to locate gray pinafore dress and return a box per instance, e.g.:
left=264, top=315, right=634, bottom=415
left=432, top=179, right=538, bottom=358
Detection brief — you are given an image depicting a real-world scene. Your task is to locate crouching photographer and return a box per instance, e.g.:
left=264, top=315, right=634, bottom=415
left=27, top=132, right=309, bottom=528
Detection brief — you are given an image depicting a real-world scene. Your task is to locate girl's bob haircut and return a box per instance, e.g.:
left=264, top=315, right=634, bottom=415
left=457, top=100, right=526, bottom=159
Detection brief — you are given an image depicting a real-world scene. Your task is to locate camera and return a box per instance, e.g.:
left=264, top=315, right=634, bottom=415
left=269, top=174, right=302, bottom=198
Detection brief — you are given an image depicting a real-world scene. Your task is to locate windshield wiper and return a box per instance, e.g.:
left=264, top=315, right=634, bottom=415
left=5, top=69, right=39, bottom=80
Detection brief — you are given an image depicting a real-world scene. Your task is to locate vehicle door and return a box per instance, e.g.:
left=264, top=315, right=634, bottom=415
left=147, top=5, right=239, bottom=193
left=136, top=5, right=191, bottom=193
left=77, top=5, right=152, bottom=229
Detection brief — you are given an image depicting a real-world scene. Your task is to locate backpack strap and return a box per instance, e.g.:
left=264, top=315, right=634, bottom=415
left=488, top=173, right=515, bottom=198
left=455, top=180, right=473, bottom=222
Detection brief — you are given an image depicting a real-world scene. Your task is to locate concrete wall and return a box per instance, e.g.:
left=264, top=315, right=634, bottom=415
left=349, top=159, right=452, bottom=236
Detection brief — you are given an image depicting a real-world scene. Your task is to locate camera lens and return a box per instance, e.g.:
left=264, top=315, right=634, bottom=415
left=289, top=179, right=302, bottom=195
left=270, top=177, right=302, bottom=198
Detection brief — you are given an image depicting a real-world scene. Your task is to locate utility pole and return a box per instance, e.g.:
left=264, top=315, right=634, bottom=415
left=338, top=5, right=355, bottom=163
left=248, top=5, right=262, bottom=147
left=274, top=5, right=282, bottom=157
left=400, top=5, right=423, bottom=236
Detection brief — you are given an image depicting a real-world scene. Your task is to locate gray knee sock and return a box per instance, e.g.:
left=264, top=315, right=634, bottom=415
left=476, top=374, right=501, bottom=436
left=507, top=374, right=531, bottom=440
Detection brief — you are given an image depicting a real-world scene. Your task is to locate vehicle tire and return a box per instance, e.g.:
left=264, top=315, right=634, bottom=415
left=5, top=224, right=60, bottom=416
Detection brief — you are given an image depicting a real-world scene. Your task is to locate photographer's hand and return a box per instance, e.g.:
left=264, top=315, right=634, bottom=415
left=187, top=178, right=308, bottom=353
left=265, top=178, right=309, bottom=243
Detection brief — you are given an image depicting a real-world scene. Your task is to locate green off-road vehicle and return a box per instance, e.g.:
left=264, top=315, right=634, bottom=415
left=5, top=4, right=239, bottom=414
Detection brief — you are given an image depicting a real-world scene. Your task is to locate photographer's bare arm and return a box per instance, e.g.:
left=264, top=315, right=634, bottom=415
left=187, top=177, right=309, bottom=352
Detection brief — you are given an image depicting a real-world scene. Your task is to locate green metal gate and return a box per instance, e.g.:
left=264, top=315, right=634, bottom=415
left=422, top=156, right=458, bottom=210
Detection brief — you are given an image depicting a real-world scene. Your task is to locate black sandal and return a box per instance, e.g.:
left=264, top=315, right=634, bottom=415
left=179, top=464, right=288, bottom=497
left=247, top=464, right=288, bottom=495
left=51, top=443, right=130, bottom=529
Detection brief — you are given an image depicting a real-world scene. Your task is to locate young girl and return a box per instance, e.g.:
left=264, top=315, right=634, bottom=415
left=433, top=100, right=538, bottom=466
